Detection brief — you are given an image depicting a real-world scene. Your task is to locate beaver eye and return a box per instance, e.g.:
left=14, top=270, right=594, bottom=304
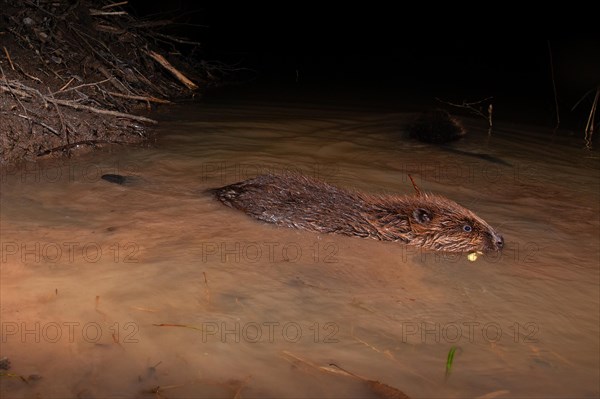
left=463, top=225, right=472, bottom=232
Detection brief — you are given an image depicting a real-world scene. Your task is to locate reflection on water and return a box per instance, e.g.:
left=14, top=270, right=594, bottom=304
left=1, top=92, right=599, bottom=398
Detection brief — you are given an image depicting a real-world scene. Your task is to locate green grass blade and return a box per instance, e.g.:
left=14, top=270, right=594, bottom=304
left=445, top=346, right=458, bottom=379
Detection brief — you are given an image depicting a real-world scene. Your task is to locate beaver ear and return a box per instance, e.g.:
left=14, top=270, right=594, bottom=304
left=413, top=208, right=433, bottom=224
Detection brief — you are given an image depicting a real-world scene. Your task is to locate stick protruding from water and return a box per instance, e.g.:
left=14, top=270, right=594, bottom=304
left=408, top=174, right=422, bottom=197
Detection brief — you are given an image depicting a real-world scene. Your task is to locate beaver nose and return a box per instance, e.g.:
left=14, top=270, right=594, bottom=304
left=495, top=234, right=504, bottom=249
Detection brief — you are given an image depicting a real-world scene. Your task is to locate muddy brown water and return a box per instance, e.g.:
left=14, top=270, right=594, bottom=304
left=1, top=93, right=599, bottom=398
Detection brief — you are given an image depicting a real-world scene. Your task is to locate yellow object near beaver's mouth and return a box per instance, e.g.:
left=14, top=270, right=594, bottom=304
left=467, top=251, right=483, bottom=262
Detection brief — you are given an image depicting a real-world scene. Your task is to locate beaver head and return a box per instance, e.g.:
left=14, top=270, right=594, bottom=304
left=378, top=193, right=504, bottom=252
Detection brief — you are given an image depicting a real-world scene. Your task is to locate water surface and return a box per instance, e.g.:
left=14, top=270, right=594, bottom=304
left=1, top=91, right=599, bottom=398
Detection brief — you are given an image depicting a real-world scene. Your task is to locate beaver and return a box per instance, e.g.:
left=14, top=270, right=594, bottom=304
left=408, top=108, right=510, bottom=165
left=211, top=174, right=504, bottom=253
left=409, top=108, right=466, bottom=144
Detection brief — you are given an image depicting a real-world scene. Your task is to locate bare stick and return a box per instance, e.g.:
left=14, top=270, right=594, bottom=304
left=1, top=79, right=46, bottom=100
left=548, top=40, right=560, bottom=130
left=37, top=140, right=132, bottom=157
left=436, top=96, right=494, bottom=129
left=584, top=88, right=598, bottom=150
left=154, top=33, right=201, bottom=46
left=2, top=79, right=156, bottom=123
left=3, top=46, right=15, bottom=70
left=101, top=1, right=128, bottom=9
left=407, top=174, right=422, bottom=196
left=202, top=271, right=211, bottom=304
left=0, top=65, right=29, bottom=114
left=0, top=83, right=32, bottom=98
left=281, top=351, right=412, bottom=399
left=9, top=80, right=48, bottom=107
left=93, top=24, right=125, bottom=34
left=45, top=97, right=158, bottom=124
left=89, top=9, right=128, bottom=16
left=437, top=97, right=493, bottom=108
left=47, top=88, right=68, bottom=145
left=55, top=78, right=111, bottom=94
left=131, top=20, right=173, bottom=29
left=145, top=50, right=199, bottom=90
left=23, top=0, right=57, bottom=18
left=571, top=87, right=597, bottom=111
left=129, top=61, right=165, bottom=96
left=58, top=77, right=75, bottom=92
left=17, top=65, right=43, bottom=83
left=105, top=91, right=173, bottom=104
left=572, top=87, right=599, bottom=150
left=17, top=114, right=60, bottom=136
left=94, top=64, right=129, bottom=93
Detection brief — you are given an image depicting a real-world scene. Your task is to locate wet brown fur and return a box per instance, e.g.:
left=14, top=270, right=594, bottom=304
left=212, top=174, right=503, bottom=253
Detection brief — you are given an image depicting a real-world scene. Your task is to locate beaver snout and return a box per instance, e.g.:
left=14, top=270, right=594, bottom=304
left=495, top=234, right=504, bottom=249
left=485, top=231, right=504, bottom=252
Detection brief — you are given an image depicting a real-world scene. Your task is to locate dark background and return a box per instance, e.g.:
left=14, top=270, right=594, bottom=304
left=127, top=2, right=599, bottom=129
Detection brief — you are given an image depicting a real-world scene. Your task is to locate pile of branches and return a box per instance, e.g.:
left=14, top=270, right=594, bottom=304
left=0, top=0, right=209, bottom=164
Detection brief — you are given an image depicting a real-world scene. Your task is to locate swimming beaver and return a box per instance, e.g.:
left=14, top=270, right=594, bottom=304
left=409, top=108, right=465, bottom=144
left=211, top=174, right=504, bottom=253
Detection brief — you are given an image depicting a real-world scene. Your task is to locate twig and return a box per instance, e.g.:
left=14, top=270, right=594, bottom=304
left=37, top=139, right=133, bottom=157
left=154, top=33, right=201, bottom=46
left=58, top=77, right=75, bottom=92
left=17, top=114, right=60, bottom=136
left=145, top=50, right=199, bottom=90
left=17, top=65, right=43, bottom=83
left=102, top=1, right=128, bottom=9
left=281, top=351, right=411, bottom=399
left=0, top=83, right=32, bottom=98
left=572, top=86, right=599, bottom=150
left=131, top=20, right=173, bottom=29
left=436, top=96, right=494, bottom=129
left=0, top=65, right=29, bottom=115
left=475, top=390, right=511, bottom=399
left=407, top=174, right=422, bottom=196
left=1, top=79, right=47, bottom=105
left=3, top=78, right=156, bottom=123
left=232, top=375, right=252, bottom=399
left=584, top=88, right=598, bottom=150
left=152, top=323, right=204, bottom=331
left=547, top=40, right=560, bottom=130
left=203, top=271, right=210, bottom=304
left=105, top=91, right=173, bottom=104
left=129, top=60, right=166, bottom=96
left=45, top=97, right=158, bottom=124
left=71, top=25, right=112, bottom=54
left=93, top=24, right=125, bottom=34
left=23, top=82, right=47, bottom=107
left=69, top=26, right=127, bottom=90
left=23, top=0, right=57, bottom=18
left=55, top=78, right=111, bottom=94
left=94, top=64, right=129, bottom=93
left=3, top=46, right=15, bottom=70
left=437, top=97, right=493, bottom=107
left=89, top=9, right=128, bottom=16
left=571, top=87, right=598, bottom=111
left=47, top=88, right=68, bottom=146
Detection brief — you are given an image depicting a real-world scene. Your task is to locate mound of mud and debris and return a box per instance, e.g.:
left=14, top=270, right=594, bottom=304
left=1, top=0, right=213, bottom=165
